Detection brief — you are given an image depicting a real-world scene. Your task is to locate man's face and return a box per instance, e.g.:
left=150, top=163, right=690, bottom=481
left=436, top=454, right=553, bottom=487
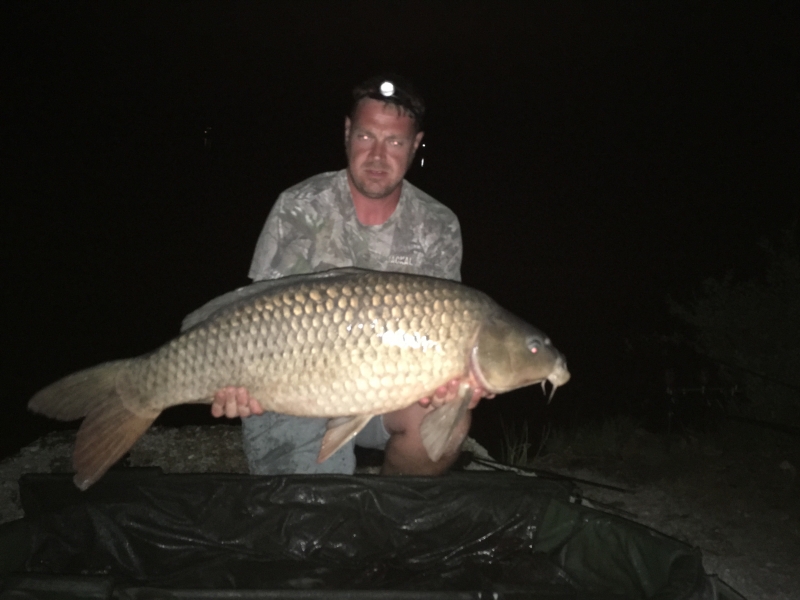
left=345, top=98, right=424, bottom=200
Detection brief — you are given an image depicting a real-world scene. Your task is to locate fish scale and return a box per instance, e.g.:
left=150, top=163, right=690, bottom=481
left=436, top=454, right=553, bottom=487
left=135, top=272, right=470, bottom=415
left=29, top=268, right=570, bottom=489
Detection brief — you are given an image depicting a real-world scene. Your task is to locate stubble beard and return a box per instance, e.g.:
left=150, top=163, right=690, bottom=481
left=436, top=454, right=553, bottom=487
left=348, top=165, right=403, bottom=200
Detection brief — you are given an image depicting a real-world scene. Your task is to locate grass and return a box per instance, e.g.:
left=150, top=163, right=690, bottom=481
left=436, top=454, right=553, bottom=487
left=540, top=415, right=640, bottom=460
left=498, top=419, right=551, bottom=467
left=496, top=414, right=780, bottom=468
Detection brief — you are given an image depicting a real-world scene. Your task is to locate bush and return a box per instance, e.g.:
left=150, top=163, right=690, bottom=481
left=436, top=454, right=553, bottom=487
left=670, top=227, right=800, bottom=425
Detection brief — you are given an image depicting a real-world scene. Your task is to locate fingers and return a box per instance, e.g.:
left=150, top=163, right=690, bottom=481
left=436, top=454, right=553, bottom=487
left=211, top=401, right=225, bottom=418
left=429, top=379, right=461, bottom=408
left=420, top=378, right=487, bottom=409
left=439, top=379, right=460, bottom=397
left=468, top=388, right=484, bottom=410
left=211, top=388, right=232, bottom=418
left=249, top=398, right=265, bottom=415
left=226, top=392, right=245, bottom=418
left=211, top=387, right=260, bottom=419
left=418, top=377, right=498, bottom=411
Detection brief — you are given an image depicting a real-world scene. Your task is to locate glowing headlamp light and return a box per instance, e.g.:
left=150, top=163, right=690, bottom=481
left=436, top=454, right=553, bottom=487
left=379, top=81, right=395, bottom=97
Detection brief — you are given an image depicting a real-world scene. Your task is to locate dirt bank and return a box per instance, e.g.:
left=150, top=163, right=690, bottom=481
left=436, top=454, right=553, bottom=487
left=533, top=422, right=800, bottom=600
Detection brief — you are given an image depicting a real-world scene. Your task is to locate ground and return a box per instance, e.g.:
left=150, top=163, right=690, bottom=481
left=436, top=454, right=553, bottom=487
left=0, top=422, right=797, bottom=599
left=532, top=421, right=800, bottom=600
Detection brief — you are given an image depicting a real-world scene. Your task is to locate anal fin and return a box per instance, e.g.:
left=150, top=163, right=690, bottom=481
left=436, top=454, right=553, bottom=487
left=420, top=383, right=473, bottom=462
left=318, top=414, right=373, bottom=463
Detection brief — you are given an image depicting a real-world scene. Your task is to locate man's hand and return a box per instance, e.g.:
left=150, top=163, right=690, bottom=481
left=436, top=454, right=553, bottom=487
left=417, top=377, right=495, bottom=410
left=211, top=387, right=265, bottom=419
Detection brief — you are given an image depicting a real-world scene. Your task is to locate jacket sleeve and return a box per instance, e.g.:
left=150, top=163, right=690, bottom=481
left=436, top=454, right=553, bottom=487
left=420, top=209, right=463, bottom=282
left=248, top=194, right=315, bottom=281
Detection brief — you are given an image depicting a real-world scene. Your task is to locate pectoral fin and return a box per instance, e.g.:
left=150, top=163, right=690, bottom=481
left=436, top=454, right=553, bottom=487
left=318, top=414, right=373, bottom=463
left=420, top=383, right=473, bottom=462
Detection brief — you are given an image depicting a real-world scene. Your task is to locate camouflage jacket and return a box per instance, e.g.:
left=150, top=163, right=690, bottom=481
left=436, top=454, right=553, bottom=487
left=248, top=170, right=462, bottom=282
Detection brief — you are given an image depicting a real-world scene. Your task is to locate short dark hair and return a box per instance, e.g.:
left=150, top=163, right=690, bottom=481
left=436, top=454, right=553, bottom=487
left=350, top=74, right=425, bottom=131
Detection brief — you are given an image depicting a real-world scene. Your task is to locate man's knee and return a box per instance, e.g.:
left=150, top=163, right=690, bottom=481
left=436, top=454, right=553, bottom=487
left=381, top=405, right=471, bottom=475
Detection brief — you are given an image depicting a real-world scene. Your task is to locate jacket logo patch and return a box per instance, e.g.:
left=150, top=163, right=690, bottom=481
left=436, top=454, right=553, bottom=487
left=389, top=255, right=415, bottom=266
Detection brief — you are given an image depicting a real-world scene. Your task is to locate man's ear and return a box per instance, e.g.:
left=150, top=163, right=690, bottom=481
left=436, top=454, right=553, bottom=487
left=344, top=116, right=352, bottom=145
left=413, top=130, right=424, bottom=153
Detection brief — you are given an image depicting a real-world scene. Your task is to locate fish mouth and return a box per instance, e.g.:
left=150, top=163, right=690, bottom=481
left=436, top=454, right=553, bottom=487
left=542, top=357, right=570, bottom=401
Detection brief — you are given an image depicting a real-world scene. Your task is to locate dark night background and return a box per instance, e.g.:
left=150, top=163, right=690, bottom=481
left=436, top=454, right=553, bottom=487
left=2, top=2, right=798, bottom=460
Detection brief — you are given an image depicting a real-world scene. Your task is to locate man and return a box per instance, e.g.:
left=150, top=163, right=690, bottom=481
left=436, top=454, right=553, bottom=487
left=211, top=75, right=488, bottom=476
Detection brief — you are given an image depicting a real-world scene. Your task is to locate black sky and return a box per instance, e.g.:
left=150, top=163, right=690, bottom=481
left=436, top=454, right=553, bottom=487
left=3, top=1, right=799, bottom=458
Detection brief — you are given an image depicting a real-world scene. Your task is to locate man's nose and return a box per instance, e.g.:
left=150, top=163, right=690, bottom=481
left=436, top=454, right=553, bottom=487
left=369, top=140, right=386, bottom=160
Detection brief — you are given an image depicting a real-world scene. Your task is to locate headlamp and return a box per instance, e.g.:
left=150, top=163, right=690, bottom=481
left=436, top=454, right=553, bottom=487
left=379, top=81, right=395, bottom=97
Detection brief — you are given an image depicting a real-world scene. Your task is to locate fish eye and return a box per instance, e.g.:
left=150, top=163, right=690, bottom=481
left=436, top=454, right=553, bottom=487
left=527, top=338, right=541, bottom=354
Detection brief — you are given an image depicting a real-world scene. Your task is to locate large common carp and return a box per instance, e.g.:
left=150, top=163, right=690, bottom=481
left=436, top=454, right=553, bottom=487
left=30, top=268, right=570, bottom=490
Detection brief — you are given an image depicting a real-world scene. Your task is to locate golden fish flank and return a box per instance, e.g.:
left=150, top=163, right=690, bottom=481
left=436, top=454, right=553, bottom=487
left=29, top=268, right=570, bottom=490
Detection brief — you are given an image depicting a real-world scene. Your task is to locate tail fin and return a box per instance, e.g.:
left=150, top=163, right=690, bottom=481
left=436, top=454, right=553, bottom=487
left=29, top=361, right=159, bottom=490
